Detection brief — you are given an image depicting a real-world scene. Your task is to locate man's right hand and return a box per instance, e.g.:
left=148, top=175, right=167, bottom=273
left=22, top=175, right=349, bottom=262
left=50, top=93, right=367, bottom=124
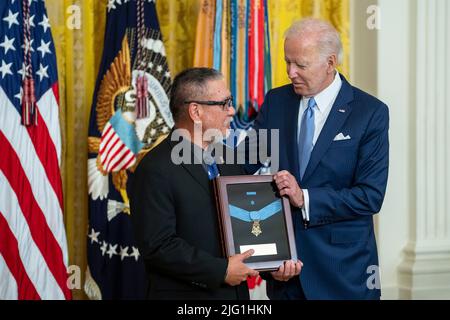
left=224, top=249, right=259, bottom=286
left=273, top=170, right=304, bottom=208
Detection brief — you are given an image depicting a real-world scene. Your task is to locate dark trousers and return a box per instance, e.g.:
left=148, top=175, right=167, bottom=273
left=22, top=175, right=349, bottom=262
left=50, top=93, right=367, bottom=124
left=266, top=276, right=307, bottom=300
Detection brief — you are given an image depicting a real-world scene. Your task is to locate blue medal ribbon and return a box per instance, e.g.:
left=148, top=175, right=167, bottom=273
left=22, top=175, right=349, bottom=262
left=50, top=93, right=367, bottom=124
left=229, top=200, right=282, bottom=222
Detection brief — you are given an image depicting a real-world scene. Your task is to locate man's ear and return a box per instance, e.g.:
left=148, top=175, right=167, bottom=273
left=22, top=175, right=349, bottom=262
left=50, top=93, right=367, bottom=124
left=327, top=54, right=337, bottom=73
left=188, top=103, right=202, bottom=122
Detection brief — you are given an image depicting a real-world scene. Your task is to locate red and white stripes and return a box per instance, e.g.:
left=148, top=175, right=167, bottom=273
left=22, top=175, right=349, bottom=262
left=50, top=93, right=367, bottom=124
left=99, top=122, right=136, bottom=173
left=0, top=86, right=70, bottom=300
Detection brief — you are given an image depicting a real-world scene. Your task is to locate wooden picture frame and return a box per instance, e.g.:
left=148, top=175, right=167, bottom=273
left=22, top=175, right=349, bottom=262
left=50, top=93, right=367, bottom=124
left=213, top=175, right=297, bottom=271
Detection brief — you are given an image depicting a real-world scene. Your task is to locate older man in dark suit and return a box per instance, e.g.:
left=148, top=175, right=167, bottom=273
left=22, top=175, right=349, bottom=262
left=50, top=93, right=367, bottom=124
left=249, top=18, right=389, bottom=300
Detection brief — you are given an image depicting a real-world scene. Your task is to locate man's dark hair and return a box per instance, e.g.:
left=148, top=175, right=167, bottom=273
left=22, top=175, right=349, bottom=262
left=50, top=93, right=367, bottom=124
left=169, top=67, right=223, bottom=123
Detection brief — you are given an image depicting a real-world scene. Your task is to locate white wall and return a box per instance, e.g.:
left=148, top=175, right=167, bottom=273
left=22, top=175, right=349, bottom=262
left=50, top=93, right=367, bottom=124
left=376, top=0, right=411, bottom=300
left=351, top=0, right=450, bottom=299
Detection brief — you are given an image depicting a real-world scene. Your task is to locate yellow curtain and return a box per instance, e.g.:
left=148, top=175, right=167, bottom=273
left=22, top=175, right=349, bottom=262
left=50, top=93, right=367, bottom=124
left=46, top=0, right=107, bottom=300
left=156, top=0, right=201, bottom=78
left=268, top=0, right=350, bottom=87
left=46, top=0, right=349, bottom=299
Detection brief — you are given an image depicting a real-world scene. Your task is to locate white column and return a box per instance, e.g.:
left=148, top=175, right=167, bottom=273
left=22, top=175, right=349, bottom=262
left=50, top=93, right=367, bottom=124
left=397, top=0, right=450, bottom=299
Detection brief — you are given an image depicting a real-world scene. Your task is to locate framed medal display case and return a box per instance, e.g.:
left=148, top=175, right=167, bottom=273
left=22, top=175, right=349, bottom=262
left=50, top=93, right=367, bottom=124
left=213, top=175, right=297, bottom=271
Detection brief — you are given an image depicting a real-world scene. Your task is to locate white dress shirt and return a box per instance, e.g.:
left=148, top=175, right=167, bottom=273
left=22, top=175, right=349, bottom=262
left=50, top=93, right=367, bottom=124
left=297, top=72, right=342, bottom=221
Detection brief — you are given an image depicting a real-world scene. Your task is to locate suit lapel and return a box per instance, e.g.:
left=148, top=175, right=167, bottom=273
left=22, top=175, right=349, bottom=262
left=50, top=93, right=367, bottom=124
left=168, top=137, right=211, bottom=194
left=284, top=86, right=302, bottom=180
left=302, top=76, right=354, bottom=183
left=182, top=162, right=211, bottom=193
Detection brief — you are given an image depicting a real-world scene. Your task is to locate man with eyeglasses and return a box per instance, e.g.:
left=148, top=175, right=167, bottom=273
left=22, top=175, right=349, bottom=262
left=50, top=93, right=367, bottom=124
left=129, top=67, right=301, bottom=300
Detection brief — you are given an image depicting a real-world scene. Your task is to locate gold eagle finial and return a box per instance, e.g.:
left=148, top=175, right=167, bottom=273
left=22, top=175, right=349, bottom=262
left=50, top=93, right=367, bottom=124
left=96, top=35, right=132, bottom=133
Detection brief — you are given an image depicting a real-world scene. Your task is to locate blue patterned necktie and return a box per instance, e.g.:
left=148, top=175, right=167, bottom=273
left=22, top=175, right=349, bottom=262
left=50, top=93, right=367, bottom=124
left=298, top=97, right=316, bottom=179
left=207, top=162, right=219, bottom=180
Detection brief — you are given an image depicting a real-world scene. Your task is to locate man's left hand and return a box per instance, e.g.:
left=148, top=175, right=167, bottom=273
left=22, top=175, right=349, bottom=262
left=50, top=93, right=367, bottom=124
left=273, top=170, right=304, bottom=208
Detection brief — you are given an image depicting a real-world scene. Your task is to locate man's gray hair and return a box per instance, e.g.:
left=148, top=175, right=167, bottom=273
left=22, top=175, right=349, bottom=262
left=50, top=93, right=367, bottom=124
left=285, top=18, right=343, bottom=65
left=169, top=67, right=223, bottom=123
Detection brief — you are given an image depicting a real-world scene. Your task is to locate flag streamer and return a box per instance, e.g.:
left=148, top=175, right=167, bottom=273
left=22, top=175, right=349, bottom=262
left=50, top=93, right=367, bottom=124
left=194, top=0, right=271, bottom=128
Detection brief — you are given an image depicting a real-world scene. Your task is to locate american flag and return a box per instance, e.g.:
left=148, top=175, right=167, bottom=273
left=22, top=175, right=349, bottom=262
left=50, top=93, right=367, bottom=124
left=0, top=0, right=70, bottom=299
left=99, top=110, right=144, bottom=173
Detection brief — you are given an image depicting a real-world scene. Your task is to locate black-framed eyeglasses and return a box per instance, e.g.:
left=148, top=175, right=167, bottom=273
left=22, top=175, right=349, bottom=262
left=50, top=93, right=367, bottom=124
left=184, top=96, right=234, bottom=111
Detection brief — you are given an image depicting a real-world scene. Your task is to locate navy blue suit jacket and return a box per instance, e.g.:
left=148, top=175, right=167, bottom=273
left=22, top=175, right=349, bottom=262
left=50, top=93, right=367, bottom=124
left=250, top=75, right=389, bottom=299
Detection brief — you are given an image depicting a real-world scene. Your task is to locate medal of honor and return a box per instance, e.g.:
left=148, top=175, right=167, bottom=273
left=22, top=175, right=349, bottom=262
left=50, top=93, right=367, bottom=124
left=229, top=199, right=282, bottom=237
left=251, top=220, right=262, bottom=236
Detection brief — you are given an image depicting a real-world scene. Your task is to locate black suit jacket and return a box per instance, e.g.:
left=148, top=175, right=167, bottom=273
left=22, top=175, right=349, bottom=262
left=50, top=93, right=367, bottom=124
left=129, top=135, right=249, bottom=300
